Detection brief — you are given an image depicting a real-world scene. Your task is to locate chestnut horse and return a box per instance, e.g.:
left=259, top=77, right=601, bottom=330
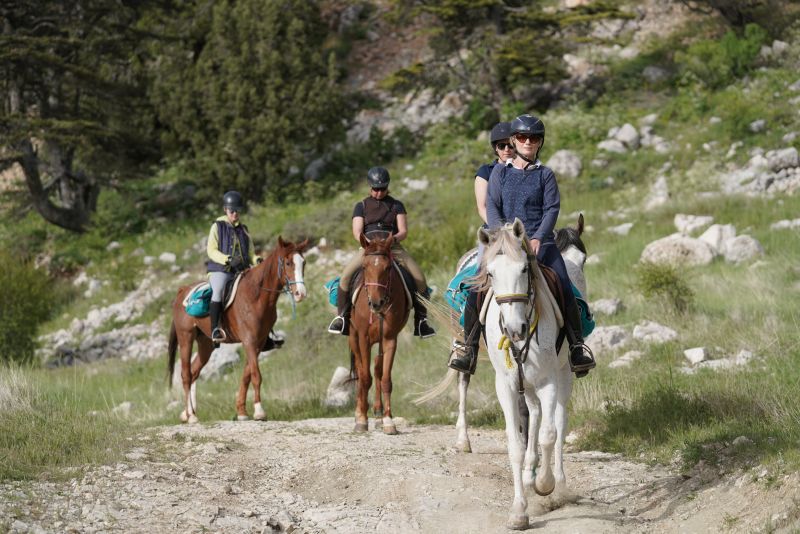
left=350, top=233, right=410, bottom=434
left=168, top=237, right=309, bottom=423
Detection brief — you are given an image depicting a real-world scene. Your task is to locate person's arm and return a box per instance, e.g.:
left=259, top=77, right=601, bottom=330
left=206, top=223, right=230, bottom=265
left=352, top=216, right=364, bottom=242
left=394, top=213, right=408, bottom=242
left=474, top=177, right=488, bottom=224
left=533, top=168, right=561, bottom=242
left=486, top=166, right=504, bottom=229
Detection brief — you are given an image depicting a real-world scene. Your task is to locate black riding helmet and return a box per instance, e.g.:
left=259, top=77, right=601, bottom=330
left=490, top=121, right=512, bottom=147
left=367, top=166, right=390, bottom=189
left=510, top=114, right=546, bottom=163
left=222, top=190, right=244, bottom=211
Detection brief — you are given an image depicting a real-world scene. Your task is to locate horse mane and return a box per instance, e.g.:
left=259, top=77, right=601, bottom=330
left=470, top=224, right=531, bottom=293
left=555, top=226, right=586, bottom=255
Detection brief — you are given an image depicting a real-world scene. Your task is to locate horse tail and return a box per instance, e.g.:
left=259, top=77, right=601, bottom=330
left=167, top=320, right=178, bottom=388
left=413, top=367, right=457, bottom=405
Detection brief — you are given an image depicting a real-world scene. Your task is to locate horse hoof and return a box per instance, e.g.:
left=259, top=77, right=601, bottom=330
left=456, top=441, right=472, bottom=453
left=236, top=415, right=251, bottom=422
left=534, top=477, right=555, bottom=496
left=254, top=413, right=267, bottom=421
left=383, top=425, right=398, bottom=435
left=354, top=422, right=368, bottom=432
left=179, top=410, right=189, bottom=423
left=506, top=514, right=529, bottom=530
left=187, top=414, right=199, bottom=424
left=373, top=419, right=383, bottom=431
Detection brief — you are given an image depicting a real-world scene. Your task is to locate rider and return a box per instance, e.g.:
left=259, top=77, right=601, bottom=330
left=475, top=121, right=515, bottom=226
left=206, top=190, right=257, bottom=343
left=327, top=166, right=436, bottom=339
left=449, top=114, right=595, bottom=377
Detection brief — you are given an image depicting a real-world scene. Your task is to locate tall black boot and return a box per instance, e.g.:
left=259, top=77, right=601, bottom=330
left=564, top=296, right=595, bottom=377
left=209, top=301, right=225, bottom=342
left=449, top=292, right=480, bottom=374
left=327, top=288, right=351, bottom=335
left=412, top=296, right=436, bottom=338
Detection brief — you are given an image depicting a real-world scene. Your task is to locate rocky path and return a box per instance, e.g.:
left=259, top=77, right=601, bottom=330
left=2, top=418, right=799, bottom=533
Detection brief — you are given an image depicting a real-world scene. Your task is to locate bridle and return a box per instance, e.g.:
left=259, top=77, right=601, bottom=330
left=260, top=249, right=306, bottom=318
left=363, top=248, right=394, bottom=314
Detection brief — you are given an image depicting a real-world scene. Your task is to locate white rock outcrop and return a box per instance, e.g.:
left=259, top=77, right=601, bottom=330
left=325, top=366, right=354, bottom=407
left=674, top=214, right=714, bottom=235
left=640, top=233, right=716, bottom=266
left=633, top=320, right=677, bottom=344
left=547, top=150, right=583, bottom=179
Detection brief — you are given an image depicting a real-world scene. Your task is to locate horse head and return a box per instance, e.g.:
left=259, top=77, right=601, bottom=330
left=555, top=213, right=587, bottom=297
left=276, top=236, right=310, bottom=302
left=478, top=218, right=538, bottom=343
left=359, top=232, right=395, bottom=314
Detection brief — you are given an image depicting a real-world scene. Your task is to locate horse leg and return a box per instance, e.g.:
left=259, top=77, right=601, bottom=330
left=183, top=339, right=214, bottom=422
left=352, top=334, right=372, bottom=432
left=533, top=379, right=558, bottom=497
left=553, top=363, right=574, bottom=494
left=246, top=343, right=267, bottom=421
left=380, top=337, right=398, bottom=435
left=179, top=336, right=198, bottom=424
left=235, top=358, right=252, bottom=421
left=372, top=351, right=384, bottom=431
left=455, top=371, right=472, bottom=452
left=494, top=372, right=528, bottom=530
left=522, top=391, right=542, bottom=491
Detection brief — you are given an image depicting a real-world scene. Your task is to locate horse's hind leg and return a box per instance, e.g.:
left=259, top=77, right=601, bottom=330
left=455, top=372, right=472, bottom=452
left=178, top=333, right=199, bottom=424
left=372, top=351, right=384, bottom=430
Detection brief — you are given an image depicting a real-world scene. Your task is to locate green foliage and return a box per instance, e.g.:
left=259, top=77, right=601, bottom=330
left=149, top=0, right=349, bottom=204
left=0, top=250, right=61, bottom=364
left=675, top=23, right=768, bottom=89
left=379, top=63, right=427, bottom=95
left=635, top=262, right=695, bottom=314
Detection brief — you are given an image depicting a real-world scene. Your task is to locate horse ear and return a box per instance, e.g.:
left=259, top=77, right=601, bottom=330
left=359, top=232, right=370, bottom=248
left=278, top=236, right=286, bottom=248
left=512, top=218, right=526, bottom=239
left=577, top=213, right=584, bottom=236
left=478, top=226, right=491, bottom=246
left=296, top=238, right=310, bottom=252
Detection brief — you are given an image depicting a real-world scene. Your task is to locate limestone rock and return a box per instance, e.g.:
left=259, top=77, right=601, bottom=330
left=674, top=214, right=713, bottom=235
left=640, top=233, right=716, bottom=266
left=324, top=366, right=354, bottom=407
left=547, top=149, right=583, bottom=179
left=633, top=320, right=677, bottom=344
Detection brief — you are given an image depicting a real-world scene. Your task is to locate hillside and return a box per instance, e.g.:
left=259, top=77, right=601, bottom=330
left=2, top=0, right=800, bottom=531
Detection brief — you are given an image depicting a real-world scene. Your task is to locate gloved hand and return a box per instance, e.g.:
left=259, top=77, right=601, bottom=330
left=256, top=257, right=263, bottom=265
left=228, top=256, right=244, bottom=271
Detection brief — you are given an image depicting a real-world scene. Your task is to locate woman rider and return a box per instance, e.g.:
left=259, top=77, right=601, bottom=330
left=327, top=166, right=436, bottom=339
left=475, top=121, right=516, bottom=226
left=206, top=190, right=257, bottom=343
left=449, top=114, right=595, bottom=377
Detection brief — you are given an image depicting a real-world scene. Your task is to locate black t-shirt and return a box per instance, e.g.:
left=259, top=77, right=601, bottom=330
left=476, top=160, right=499, bottom=181
left=353, top=195, right=406, bottom=236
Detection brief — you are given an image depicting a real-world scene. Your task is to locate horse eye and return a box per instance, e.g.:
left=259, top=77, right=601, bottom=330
left=521, top=266, right=528, bottom=274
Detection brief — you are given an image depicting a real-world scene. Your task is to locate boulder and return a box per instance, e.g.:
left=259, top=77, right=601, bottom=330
left=683, top=347, right=707, bottom=365
left=749, top=119, right=766, bottom=133
left=158, top=252, right=177, bottom=264
left=607, top=222, right=634, bottom=236
left=770, top=218, right=800, bottom=230
left=597, top=139, right=627, bottom=153
left=586, top=325, right=629, bottom=355
left=766, top=147, right=799, bottom=172
left=591, top=298, right=623, bottom=316
left=723, top=235, right=764, bottom=264
left=547, top=150, right=582, bottom=179
left=633, top=320, right=677, bottom=343
left=608, top=350, right=643, bottom=369
left=698, top=224, right=737, bottom=255
left=613, top=123, right=640, bottom=149
left=644, top=176, right=669, bottom=209
left=674, top=214, right=714, bottom=235
left=640, top=233, right=716, bottom=266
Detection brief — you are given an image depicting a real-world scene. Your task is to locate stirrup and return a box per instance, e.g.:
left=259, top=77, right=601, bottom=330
left=569, top=342, right=596, bottom=373
left=448, top=341, right=477, bottom=375
left=211, top=327, right=226, bottom=343
left=327, top=316, right=347, bottom=335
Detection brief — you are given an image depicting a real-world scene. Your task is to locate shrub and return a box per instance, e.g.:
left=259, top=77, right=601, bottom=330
left=0, top=250, right=57, bottom=364
left=635, top=262, right=695, bottom=314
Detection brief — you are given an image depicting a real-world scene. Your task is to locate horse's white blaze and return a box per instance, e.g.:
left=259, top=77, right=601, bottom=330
left=291, top=252, right=307, bottom=302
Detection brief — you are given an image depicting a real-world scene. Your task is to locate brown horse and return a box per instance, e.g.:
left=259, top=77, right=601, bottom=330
left=350, top=233, right=411, bottom=434
left=168, top=236, right=309, bottom=423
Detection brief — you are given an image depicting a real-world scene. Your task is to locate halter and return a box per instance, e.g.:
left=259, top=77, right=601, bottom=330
left=261, top=252, right=306, bottom=319
left=363, top=249, right=394, bottom=319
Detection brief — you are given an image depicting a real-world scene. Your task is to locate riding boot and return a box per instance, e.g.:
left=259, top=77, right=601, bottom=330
left=261, top=330, right=284, bottom=352
left=209, top=301, right=225, bottom=343
left=449, top=293, right=480, bottom=374
left=412, top=296, right=436, bottom=338
left=327, top=288, right=351, bottom=335
left=564, top=296, right=595, bottom=377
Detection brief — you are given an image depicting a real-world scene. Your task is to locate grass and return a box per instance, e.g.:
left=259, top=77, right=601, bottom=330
left=3, top=25, right=800, bottom=483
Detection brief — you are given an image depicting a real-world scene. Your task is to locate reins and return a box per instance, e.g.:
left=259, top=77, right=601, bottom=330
left=362, top=247, right=395, bottom=359
left=258, top=250, right=305, bottom=319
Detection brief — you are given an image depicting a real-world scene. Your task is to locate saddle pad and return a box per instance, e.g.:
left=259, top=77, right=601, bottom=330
left=445, top=262, right=479, bottom=326
left=181, top=275, right=244, bottom=312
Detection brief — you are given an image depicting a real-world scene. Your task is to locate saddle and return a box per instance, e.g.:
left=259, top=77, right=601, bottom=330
left=182, top=273, right=245, bottom=315
left=350, top=262, right=414, bottom=308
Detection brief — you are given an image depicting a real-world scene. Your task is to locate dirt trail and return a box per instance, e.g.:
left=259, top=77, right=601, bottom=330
left=2, top=417, right=799, bottom=533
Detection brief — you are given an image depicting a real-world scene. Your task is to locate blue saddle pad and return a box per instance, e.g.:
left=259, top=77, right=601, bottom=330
left=445, top=263, right=479, bottom=327
left=324, top=277, right=340, bottom=307
left=571, top=284, right=595, bottom=338
left=185, top=285, right=213, bottom=317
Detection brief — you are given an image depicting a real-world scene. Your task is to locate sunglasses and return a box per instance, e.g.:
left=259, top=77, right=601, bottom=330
left=514, top=133, right=542, bottom=144
left=225, top=208, right=240, bottom=213
left=371, top=187, right=388, bottom=192
left=495, top=142, right=514, bottom=150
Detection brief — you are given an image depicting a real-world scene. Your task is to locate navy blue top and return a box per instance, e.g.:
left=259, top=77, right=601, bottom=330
left=475, top=160, right=499, bottom=181
left=486, top=161, right=560, bottom=244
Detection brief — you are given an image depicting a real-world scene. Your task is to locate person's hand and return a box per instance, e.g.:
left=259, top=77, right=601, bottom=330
left=528, top=238, right=541, bottom=256
left=256, top=257, right=263, bottom=265
left=229, top=256, right=244, bottom=271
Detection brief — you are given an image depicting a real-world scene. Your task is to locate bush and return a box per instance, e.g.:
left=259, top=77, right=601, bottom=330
left=0, top=250, right=57, bottom=364
left=635, top=262, right=695, bottom=314
left=675, top=23, right=768, bottom=89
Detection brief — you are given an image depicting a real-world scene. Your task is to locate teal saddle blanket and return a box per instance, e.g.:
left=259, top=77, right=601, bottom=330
left=443, top=264, right=595, bottom=337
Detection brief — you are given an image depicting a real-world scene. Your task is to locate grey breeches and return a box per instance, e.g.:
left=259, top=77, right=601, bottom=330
left=209, top=272, right=233, bottom=302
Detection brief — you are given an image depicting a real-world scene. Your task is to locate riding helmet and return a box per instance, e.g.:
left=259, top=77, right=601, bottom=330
left=489, top=122, right=512, bottom=146
left=222, top=190, right=244, bottom=211
left=367, top=167, right=391, bottom=189
left=510, top=114, right=545, bottom=140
